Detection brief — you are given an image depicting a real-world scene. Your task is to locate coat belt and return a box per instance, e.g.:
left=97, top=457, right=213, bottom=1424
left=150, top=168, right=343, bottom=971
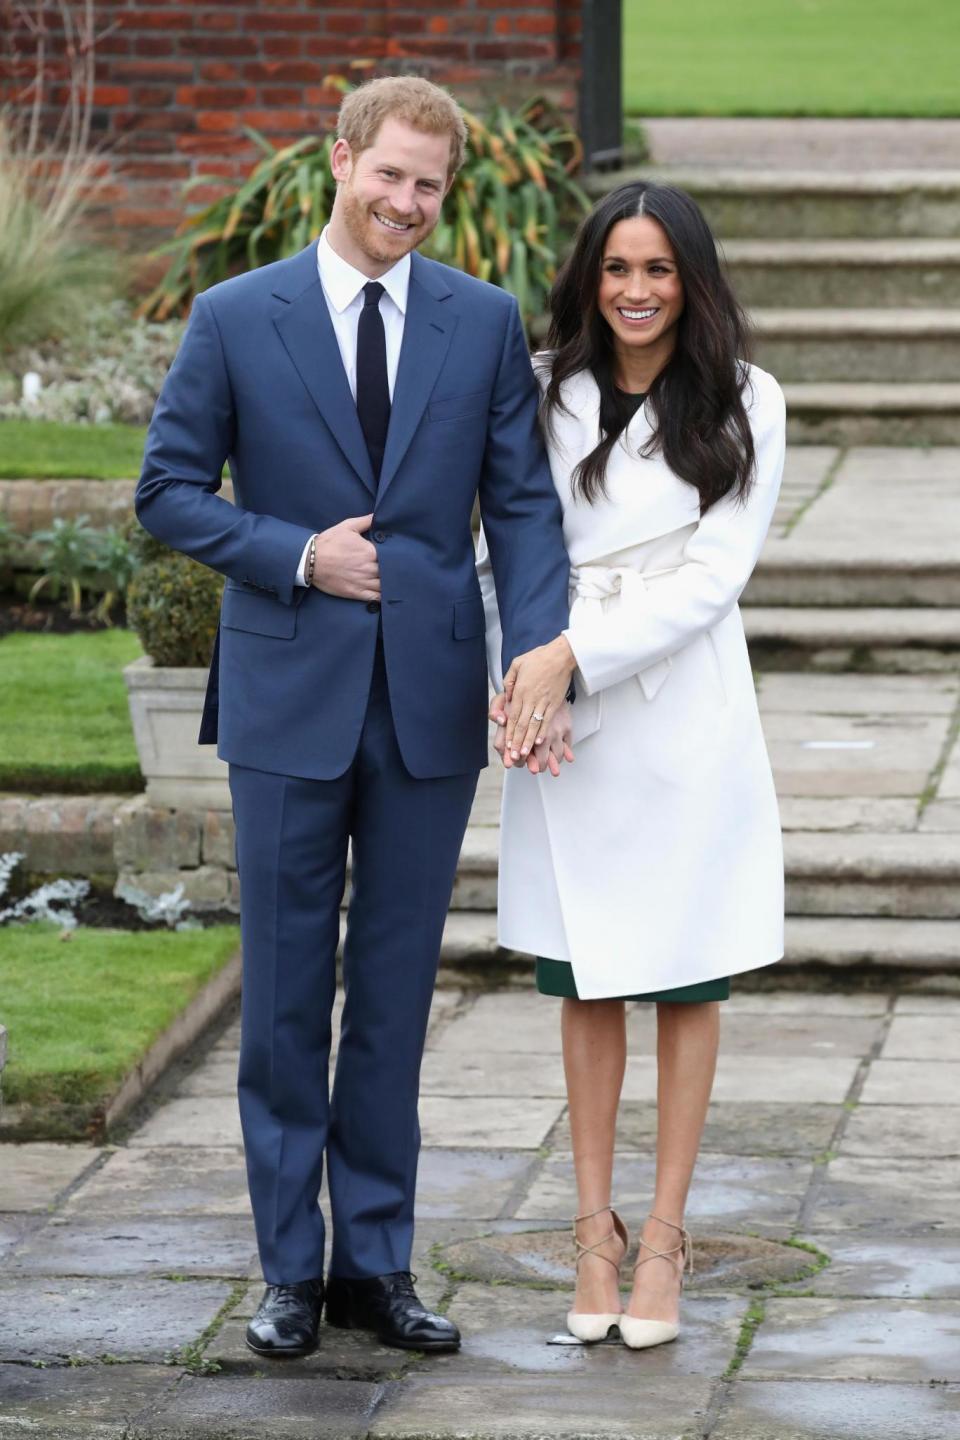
left=567, top=563, right=680, bottom=741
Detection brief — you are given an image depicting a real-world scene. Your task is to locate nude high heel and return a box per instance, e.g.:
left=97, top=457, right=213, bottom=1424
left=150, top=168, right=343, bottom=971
left=566, top=1204, right=628, bottom=1343
left=619, top=1212, right=693, bottom=1351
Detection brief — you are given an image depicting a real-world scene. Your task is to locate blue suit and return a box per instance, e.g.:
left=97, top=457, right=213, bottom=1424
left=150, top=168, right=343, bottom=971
left=137, top=241, right=570, bottom=1281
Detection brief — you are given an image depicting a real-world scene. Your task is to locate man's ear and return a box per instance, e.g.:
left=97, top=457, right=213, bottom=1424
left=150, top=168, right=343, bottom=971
left=330, top=137, right=353, bottom=183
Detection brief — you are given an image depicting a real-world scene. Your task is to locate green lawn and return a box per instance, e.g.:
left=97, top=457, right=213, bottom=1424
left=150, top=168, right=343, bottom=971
left=624, top=0, right=959, bottom=116
left=0, top=630, right=144, bottom=792
left=0, top=924, right=240, bottom=1109
left=0, top=419, right=147, bottom=479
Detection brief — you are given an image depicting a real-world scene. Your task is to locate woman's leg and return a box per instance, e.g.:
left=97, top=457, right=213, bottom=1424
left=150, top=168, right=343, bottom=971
left=626, top=1000, right=720, bottom=1323
left=562, top=996, right=628, bottom=1314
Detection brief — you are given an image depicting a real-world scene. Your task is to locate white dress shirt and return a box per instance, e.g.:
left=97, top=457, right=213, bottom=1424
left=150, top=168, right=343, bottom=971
left=295, top=228, right=411, bottom=584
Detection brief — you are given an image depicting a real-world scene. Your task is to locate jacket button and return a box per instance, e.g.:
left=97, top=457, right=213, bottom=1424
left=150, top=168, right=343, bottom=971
left=366, top=601, right=381, bottom=614
left=373, top=530, right=388, bottom=543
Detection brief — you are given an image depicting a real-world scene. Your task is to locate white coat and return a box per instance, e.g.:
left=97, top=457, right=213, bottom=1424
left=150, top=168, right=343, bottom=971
left=477, top=363, right=786, bottom=999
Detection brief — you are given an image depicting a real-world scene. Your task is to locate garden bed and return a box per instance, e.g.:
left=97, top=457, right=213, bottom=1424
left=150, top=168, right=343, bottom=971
left=0, top=921, right=240, bottom=1141
left=0, top=629, right=143, bottom=792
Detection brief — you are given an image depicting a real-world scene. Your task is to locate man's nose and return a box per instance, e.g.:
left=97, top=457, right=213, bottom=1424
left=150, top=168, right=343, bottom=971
left=392, top=183, right=419, bottom=216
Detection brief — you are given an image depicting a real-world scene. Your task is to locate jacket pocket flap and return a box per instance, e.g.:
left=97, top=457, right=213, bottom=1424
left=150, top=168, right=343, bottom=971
left=453, top=595, right=485, bottom=640
left=221, top=585, right=297, bottom=639
left=428, top=389, right=488, bottom=423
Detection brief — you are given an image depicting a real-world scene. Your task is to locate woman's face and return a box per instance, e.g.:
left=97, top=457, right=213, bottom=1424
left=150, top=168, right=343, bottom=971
left=597, top=216, right=685, bottom=364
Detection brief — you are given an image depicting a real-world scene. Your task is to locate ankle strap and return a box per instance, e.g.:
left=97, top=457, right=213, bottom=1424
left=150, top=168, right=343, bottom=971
left=634, top=1213, right=694, bottom=1279
left=572, top=1205, right=626, bottom=1273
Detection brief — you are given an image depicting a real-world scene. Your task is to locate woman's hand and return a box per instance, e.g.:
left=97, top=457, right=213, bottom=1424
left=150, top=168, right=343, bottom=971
left=490, top=692, right=574, bottom=776
left=502, top=635, right=577, bottom=760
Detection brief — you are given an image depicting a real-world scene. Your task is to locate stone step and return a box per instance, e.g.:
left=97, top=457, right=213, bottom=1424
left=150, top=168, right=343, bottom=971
left=747, top=545, right=960, bottom=608
left=743, top=606, right=960, bottom=666
left=438, top=911, right=960, bottom=973
left=783, top=383, right=960, bottom=446
left=451, top=830, right=960, bottom=919
left=586, top=168, right=960, bottom=240
left=752, top=309, right=960, bottom=384
left=723, top=239, right=960, bottom=309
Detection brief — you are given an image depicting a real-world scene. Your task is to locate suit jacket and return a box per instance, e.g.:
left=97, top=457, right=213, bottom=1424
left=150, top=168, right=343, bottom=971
left=136, top=243, right=570, bottom=780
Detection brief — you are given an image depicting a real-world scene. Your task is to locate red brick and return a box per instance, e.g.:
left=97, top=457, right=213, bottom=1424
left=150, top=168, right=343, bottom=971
left=176, top=85, right=256, bottom=108
left=474, top=40, right=554, bottom=59
left=113, top=60, right=195, bottom=79
left=113, top=206, right=184, bottom=227
left=195, top=10, right=240, bottom=30
left=121, top=9, right=194, bottom=29
left=178, top=36, right=259, bottom=57
left=240, top=108, right=317, bottom=131
left=133, top=85, right=176, bottom=106
left=385, top=39, right=471, bottom=60
left=92, top=84, right=131, bottom=105
left=119, top=158, right=193, bottom=179
left=176, top=133, right=258, bottom=154
left=259, top=86, right=304, bottom=106
left=201, top=62, right=241, bottom=81
left=244, top=61, right=325, bottom=82
left=262, top=37, right=302, bottom=56
left=195, top=110, right=240, bottom=132
left=244, top=12, right=319, bottom=32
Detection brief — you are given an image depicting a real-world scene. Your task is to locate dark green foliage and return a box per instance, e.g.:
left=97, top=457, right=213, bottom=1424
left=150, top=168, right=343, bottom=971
left=126, top=545, right=223, bottom=667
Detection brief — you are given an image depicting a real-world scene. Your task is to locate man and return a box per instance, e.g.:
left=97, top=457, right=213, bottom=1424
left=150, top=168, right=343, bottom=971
left=136, top=76, right=571, bottom=1357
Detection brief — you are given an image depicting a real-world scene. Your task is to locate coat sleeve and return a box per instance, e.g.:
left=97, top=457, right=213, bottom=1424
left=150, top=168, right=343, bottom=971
left=135, top=292, right=314, bottom=606
left=476, top=301, right=570, bottom=678
left=565, top=370, right=786, bottom=696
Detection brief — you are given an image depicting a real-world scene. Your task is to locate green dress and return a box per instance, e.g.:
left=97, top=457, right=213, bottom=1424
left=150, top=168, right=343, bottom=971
left=534, top=384, right=731, bottom=1008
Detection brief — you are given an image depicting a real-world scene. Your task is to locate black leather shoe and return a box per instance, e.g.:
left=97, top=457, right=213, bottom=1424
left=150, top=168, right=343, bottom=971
left=325, top=1272, right=460, bottom=1352
left=245, top=1278, right=325, bottom=1358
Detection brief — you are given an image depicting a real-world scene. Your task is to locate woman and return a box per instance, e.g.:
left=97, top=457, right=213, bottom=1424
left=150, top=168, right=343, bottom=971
left=477, top=181, right=786, bottom=1350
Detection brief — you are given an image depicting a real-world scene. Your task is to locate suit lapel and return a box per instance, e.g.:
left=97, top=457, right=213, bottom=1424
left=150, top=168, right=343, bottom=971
left=376, top=253, right=456, bottom=502
left=271, top=244, right=376, bottom=496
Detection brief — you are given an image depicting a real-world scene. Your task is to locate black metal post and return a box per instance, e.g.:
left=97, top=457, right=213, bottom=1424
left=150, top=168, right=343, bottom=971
left=579, top=0, right=623, bottom=171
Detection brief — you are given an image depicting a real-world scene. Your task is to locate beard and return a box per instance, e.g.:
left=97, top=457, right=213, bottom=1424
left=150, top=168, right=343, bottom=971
left=339, top=181, right=433, bottom=265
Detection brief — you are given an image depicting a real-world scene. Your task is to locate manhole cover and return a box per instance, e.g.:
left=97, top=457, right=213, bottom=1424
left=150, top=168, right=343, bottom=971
left=435, top=1229, right=819, bottom=1290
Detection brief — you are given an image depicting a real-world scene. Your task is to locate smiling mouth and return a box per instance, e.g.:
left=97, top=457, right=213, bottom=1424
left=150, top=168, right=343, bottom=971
left=373, top=212, right=414, bottom=233
left=618, top=307, right=659, bottom=322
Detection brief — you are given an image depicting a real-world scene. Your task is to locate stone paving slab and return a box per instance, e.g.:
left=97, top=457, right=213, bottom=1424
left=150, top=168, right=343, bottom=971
left=740, top=1297, right=960, bottom=1382
left=0, top=1276, right=233, bottom=1363
left=129, top=1097, right=243, bottom=1150
left=882, top=1012, right=960, bottom=1060
left=799, top=1234, right=960, bottom=1298
left=894, top=992, right=960, bottom=1013
left=367, top=1372, right=715, bottom=1439
left=6, top=1215, right=256, bottom=1278
left=778, top=796, right=921, bottom=832
left=725, top=991, right=891, bottom=1016
left=757, top=670, right=959, bottom=716
left=61, top=1146, right=250, bottom=1218
left=711, top=1379, right=960, bottom=1440
left=0, top=1215, right=27, bottom=1262
left=0, top=1362, right=181, bottom=1440
left=616, top=1102, right=842, bottom=1158
left=134, top=1375, right=387, bottom=1440
left=810, top=1155, right=960, bottom=1233
left=841, top=1103, right=960, bottom=1158
left=643, top=118, right=960, bottom=170
left=431, top=1284, right=747, bottom=1380
left=859, top=1058, right=960, bottom=1104
left=207, top=1316, right=406, bottom=1380
left=418, top=1097, right=564, bottom=1150
left=415, top=1149, right=539, bottom=1221
left=0, top=1142, right=97, bottom=1211
left=516, top=1152, right=809, bottom=1235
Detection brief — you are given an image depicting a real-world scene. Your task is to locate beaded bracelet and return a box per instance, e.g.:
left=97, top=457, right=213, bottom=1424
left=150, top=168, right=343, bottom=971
left=305, top=533, right=317, bottom=587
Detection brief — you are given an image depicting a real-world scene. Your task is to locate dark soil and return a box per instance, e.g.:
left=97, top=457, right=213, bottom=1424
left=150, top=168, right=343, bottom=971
left=73, top=891, right=237, bottom=930
left=0, top=595, right=127, bottom=637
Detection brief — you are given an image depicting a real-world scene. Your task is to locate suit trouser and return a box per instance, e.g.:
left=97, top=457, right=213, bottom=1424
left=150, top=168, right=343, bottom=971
left=229, top=642, right=479, bottom=1283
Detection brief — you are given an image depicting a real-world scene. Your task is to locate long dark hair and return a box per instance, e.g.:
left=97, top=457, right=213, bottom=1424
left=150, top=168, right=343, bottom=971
left=544, top=181, right=755, bottom=511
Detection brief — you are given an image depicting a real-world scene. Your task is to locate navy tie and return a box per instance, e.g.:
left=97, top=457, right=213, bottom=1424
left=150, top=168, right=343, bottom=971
left=356, top=281, right=390, bottom=484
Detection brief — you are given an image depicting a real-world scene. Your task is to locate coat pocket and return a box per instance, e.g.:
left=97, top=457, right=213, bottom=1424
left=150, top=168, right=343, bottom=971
left=428, top=389, right=488, bottom=424
left=453, top=595, right=486, bottom=640
left=221, top=584, right=298, bottom=639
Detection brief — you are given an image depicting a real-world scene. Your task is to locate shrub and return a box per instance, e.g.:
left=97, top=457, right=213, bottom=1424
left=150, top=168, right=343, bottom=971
left=126, top=537, right=223, bottom=667
left=141, top=92, right=589, bottom=328
left=28, top=514, right=102, bottom=617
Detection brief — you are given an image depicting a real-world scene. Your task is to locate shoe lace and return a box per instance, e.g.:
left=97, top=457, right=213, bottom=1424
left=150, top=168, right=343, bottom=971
left=388, top=1271, right=418, bottom=1298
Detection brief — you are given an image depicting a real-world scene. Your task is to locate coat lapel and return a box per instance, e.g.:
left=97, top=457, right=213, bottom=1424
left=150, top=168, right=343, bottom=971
left=271, top=244, right=376, bottom=496
left=376, top=252, right=456, bottom=502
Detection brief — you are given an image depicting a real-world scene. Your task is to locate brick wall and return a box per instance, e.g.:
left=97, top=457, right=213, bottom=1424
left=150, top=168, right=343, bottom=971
left=1, top=1, right=582, bottom=244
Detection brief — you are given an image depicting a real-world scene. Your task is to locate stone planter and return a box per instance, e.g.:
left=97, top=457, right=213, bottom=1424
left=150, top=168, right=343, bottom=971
left=124, top=655, right=230, bottom=810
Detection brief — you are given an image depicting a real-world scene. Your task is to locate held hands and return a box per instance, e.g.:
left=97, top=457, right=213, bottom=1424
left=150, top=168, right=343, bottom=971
left=501, top=635, right=578, bottom=761
left=311, top=514, right=380, bottom=601
left=490, top=694, right=574, bottom=776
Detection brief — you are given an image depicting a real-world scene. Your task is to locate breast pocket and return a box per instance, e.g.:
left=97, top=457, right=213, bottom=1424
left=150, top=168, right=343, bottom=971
left=428, top=389, right=489, bottom=424
left=221, top=584, right=298, bottom=639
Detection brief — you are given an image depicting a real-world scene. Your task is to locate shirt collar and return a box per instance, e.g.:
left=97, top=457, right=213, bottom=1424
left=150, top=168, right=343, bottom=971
left=317, top=226, right=410, bottom=316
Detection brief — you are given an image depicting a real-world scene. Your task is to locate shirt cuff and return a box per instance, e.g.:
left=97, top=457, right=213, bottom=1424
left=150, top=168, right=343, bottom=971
left=295, top=536, right=313, bottom=587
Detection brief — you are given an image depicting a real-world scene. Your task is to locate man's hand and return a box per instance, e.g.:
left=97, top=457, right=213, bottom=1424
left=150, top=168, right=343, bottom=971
left=311, top=514, right=380, bottom=601
left=490, top=693, right=574, bottom=776
left=502, top=635, right=577, bottom=761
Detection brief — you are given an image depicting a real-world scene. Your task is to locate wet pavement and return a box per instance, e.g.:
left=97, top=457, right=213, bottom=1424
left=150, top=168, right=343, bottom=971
left=2, top=982, right=959, bottom=1437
